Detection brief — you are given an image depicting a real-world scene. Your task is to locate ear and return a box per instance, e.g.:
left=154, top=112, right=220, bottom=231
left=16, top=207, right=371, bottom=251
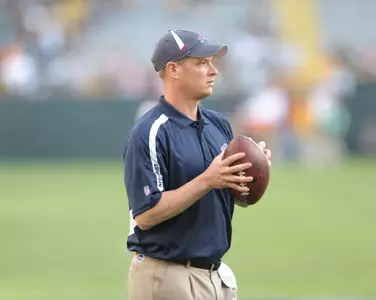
left=165, top=62, right=181, bottom=79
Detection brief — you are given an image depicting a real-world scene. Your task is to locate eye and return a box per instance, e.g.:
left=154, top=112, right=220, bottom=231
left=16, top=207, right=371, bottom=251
left=200, top=60, right=208, bottom=65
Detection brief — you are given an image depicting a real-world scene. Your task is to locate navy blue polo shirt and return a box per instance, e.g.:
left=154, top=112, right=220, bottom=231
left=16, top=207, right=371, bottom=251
left=123, top=96, right=235, bottom=264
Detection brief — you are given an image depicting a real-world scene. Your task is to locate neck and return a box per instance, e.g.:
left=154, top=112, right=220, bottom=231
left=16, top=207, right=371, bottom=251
left=164, top=88, right=199, bottom=121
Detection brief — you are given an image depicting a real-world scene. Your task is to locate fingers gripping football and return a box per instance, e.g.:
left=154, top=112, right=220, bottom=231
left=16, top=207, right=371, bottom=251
left=222, top=136, right=271, bottom=205
left=205, top=152, right=253, bottom=192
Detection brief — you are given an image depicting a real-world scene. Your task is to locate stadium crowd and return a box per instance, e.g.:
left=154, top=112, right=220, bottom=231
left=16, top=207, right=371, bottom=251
left=1, top=0, right=376, bottom=163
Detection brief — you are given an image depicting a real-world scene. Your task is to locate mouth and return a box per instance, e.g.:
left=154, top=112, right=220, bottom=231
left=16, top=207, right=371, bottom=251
left=207, top=80, right=214, bottom=86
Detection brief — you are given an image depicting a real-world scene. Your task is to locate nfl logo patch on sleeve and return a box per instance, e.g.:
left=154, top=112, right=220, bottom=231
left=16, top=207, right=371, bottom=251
left=143, top=185, right=150, bottom=196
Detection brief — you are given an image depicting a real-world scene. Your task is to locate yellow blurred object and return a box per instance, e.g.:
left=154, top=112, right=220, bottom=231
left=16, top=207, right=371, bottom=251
left=272, top=0, right=329, bottom=87
left=289, top=97, right=313, bottom=134
left=53, top=0, right=89, bottom=33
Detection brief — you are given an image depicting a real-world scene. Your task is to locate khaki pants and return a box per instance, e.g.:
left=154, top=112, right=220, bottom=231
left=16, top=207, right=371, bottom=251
left=128, top=253, right=237, bottom=300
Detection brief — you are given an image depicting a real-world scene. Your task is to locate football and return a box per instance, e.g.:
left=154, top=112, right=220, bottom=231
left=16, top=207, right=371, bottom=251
left=223, top=135, right=270, bottom=205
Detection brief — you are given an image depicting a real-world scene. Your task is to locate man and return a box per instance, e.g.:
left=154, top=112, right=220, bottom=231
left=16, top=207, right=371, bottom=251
left=123, top=30, right=272, bottom=300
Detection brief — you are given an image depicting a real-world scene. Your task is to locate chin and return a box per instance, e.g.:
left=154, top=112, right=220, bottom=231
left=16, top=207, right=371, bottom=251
left=191, top=86, right=214, bottom=100
left=198, top=88, right=213, bottom=99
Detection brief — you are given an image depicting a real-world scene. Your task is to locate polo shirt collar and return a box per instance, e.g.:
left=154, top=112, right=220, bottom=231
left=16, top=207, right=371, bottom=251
left=157, top=96, right=209, bottom=128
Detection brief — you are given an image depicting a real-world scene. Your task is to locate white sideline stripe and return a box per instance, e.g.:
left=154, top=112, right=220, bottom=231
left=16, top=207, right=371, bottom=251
left=170, top=30, right=185, bottom=50
left=128, top=114, right=168, bottom=237
left=149, top=114, right=168, bottom=192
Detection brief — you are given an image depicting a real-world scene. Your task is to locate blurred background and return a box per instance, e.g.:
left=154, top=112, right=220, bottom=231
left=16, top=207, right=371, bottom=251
left=0, top=0, right=375, bottom=299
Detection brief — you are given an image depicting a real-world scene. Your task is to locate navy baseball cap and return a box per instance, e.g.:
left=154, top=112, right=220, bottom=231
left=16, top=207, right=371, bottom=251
left=151, top=30, right=228, bottom=72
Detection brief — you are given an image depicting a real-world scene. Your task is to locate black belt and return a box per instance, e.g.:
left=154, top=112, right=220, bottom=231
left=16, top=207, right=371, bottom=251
left=175, top=260, right=221, bottom=271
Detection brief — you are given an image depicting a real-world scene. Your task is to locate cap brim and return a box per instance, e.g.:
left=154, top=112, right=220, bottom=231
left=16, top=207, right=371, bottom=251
left=189, top=43, right=228, bottom=58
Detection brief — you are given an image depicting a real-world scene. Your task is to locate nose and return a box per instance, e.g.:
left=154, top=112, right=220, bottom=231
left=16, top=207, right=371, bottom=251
left=208, top=62, right=218, bottom=76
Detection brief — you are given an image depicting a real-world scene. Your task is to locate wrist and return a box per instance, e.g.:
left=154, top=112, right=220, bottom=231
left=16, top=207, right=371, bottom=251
left=198, top=171, right=213, bottom=192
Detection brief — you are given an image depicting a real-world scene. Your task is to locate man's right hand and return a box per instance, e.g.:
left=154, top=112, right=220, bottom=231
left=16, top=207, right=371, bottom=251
left=135, top=151, right=253, bottom=230
left=202, top=152, right=253, bottom=193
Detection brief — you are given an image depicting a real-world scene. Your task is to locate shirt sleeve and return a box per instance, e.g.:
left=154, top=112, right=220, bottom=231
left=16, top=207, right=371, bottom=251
left=123, top=128, right=168, bottom=218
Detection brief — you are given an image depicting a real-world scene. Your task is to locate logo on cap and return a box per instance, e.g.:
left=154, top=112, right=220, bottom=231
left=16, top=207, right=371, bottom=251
left=197, top=34, right=207, bottom=44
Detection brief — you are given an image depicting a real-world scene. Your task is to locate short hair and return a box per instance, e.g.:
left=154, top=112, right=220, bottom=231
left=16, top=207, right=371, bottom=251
left=158, top=59, right=188, bottom=80
left=158, top=69, right=166, bottom=79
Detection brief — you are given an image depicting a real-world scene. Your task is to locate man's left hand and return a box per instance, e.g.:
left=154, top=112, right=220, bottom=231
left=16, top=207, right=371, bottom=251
left=245, top=137, right=272, bottom=167
left=257, top=141, right=272, bottom=167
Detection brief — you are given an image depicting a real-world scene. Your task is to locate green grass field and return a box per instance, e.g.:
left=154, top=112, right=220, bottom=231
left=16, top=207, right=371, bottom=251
left=1, top=159, right=376, bottom=300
